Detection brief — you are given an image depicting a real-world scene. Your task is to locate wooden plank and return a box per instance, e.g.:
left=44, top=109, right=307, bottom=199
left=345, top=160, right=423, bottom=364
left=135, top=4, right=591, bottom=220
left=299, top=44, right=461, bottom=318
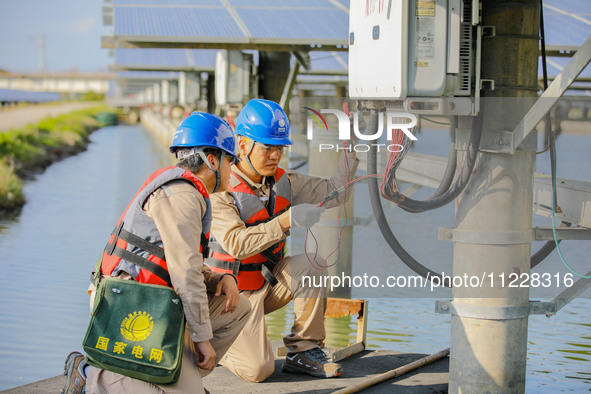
left=325, top=298, right=364, bottom=318
left=331, top=342, right=366, bottom=362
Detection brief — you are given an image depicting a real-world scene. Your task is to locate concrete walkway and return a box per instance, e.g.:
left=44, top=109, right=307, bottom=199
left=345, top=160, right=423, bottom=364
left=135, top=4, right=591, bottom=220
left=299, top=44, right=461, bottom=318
left=0, top=102, right=101, bottom=132
left=1, top=349, right=449, bottom=393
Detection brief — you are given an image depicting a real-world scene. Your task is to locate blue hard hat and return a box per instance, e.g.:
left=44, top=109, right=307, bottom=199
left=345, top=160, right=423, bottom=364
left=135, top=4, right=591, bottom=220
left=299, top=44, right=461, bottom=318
left=169, top=112, right=239, bottom=160
left=234, top=99, right=292, bottom=146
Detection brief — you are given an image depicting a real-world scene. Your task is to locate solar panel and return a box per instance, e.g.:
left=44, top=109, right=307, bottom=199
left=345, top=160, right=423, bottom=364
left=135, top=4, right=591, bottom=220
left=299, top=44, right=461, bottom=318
left=114, top=49, right=217, bottom=71
left=108, top=0, right=349, bottom=49
left=234, top=8, right=347, bottom=41
left=114, top=0, right=220, bottom=5
left=307, top=51, right=348, bottom=73
left=115, top=7, right=245, bottom=40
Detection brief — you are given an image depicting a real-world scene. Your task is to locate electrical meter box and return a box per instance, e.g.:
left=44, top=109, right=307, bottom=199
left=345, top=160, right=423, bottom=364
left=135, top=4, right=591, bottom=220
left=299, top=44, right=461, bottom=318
left=215, top=50, right=254, bottom=106
left=349, top=0, right=474, bottom=100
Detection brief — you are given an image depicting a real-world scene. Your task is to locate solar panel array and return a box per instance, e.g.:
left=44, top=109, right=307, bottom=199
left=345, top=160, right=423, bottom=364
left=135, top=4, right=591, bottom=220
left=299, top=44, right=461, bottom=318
left=0, top=89, right=61, bottom=103
left=110, top=0, right=349, bottom=49
left=107, top=0, right=589, bottom=93
left=541, top=0, right=591, bottom=81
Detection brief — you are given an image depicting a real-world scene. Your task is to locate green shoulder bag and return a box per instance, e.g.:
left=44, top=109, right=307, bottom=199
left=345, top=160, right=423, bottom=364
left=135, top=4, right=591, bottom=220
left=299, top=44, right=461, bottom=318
left=82, top=277, right=185, bottom=385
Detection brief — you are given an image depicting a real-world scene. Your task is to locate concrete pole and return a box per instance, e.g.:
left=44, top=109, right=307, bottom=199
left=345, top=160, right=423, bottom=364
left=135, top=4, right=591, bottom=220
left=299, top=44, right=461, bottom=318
left=161, top=80, right=170, bottom=105
left=178, top=72, right=187, bottom=107
left=449, top=1, right=540, bottom=392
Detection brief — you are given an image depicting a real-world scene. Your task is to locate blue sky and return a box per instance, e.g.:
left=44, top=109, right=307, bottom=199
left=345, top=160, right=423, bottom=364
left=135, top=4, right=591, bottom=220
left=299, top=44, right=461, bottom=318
left=0, top=0, right=111, bottom=73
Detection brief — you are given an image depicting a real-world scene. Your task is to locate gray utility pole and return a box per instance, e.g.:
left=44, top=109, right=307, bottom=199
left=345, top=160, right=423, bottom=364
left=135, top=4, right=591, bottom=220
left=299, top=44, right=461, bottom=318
left=448, top=0, right=539, bottom=392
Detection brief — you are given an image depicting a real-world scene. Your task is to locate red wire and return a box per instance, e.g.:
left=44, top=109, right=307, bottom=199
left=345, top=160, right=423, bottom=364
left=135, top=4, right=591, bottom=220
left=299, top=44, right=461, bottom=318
left=306, top=140, right=351, bottom=270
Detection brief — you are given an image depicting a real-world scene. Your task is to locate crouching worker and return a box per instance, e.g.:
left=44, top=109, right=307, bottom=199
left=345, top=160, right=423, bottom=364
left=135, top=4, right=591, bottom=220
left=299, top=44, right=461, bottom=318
left=206, top=99, right=359, bottom=382
left=63, top=112, right=251, bottom=394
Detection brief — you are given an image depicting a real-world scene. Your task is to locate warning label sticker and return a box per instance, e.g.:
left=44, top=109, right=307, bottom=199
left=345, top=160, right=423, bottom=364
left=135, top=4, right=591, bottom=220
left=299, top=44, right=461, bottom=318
left=416, top=0, right=436, bottom=17
left=415, top=16, right=435, bottom=59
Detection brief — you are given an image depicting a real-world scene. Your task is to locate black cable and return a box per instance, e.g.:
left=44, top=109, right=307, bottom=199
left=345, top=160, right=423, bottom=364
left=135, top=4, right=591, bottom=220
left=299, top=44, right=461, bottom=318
left=430, top=117, right=458, bottom=199
left=367, top=111, right=450, bottom=286
left=537, top=0, right=552, bottom=155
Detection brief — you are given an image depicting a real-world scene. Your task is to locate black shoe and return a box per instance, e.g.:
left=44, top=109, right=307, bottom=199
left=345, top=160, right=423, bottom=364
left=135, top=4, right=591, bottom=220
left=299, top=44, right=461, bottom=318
left=282, top=347, right=342, bottom=378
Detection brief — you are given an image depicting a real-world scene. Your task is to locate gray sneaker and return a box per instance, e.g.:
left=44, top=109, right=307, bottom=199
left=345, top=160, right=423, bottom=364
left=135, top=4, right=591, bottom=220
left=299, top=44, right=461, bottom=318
left=61, top=351, right=87, bottom=394
left=282, top=347, right=343, bottom=378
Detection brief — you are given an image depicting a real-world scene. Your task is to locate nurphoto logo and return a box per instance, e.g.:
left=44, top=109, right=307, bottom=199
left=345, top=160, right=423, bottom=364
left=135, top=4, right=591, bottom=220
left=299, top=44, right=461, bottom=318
left=304, top=107, right=418, bottom=152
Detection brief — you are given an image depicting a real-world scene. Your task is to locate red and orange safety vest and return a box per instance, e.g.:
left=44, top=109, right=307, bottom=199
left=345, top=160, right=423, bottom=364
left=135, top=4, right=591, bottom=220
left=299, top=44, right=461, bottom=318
left=207, top=168, right=291, bottom=290
left=100, top=166, right=211, bottom=287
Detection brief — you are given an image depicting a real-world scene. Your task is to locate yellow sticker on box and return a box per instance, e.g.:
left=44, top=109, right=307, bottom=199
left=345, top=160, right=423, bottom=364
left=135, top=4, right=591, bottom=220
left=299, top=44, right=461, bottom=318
left=417, top=1, right=436, bottom=17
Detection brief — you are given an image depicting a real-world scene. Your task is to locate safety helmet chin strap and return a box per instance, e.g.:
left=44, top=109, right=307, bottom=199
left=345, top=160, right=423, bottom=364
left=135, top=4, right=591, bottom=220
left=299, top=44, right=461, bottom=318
left=196, top=150, right=226, bottom=193
left=244, top=139, right=263, bottom=177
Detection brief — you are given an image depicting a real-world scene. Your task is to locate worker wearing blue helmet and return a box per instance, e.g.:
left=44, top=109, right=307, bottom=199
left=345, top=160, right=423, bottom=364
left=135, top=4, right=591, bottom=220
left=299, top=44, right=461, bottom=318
left=170, top=111, right=241, bottom=192
left=68, top=112, right=251, bottom=394
left=206, top=99, right=359, bottom=382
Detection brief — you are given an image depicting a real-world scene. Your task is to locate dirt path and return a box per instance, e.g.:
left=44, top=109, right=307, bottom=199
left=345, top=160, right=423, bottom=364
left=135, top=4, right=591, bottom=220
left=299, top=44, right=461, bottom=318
left=0, top=102, right=101, bottom=132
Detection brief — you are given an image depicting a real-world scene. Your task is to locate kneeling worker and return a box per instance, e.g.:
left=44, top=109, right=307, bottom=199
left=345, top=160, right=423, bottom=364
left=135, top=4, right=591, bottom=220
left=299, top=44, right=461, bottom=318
left=206, top=99, right=359, bottom=382
left=63, top=112, right=252, bottom=394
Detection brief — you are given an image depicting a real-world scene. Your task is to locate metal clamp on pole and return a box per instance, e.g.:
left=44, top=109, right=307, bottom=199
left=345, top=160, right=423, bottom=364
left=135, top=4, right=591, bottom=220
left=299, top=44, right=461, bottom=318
left=438, top=228, right=534, bottom=244
left=435, top=300, right=557, bottom=319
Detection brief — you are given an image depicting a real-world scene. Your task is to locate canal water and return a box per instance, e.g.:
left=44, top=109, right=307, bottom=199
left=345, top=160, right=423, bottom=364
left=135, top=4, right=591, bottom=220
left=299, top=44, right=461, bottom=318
left=0, top=123, right=589, bottom=391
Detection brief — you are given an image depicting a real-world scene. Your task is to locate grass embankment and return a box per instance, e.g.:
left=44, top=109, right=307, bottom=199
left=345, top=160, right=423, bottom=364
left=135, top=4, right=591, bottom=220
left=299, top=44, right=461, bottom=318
left=0, top=105, right=117, bottom=218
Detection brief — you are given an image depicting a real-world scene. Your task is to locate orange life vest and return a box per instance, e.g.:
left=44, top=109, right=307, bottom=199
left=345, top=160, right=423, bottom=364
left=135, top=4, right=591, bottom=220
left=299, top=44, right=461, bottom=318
left=100, top=166, right=211, bottom=287
left=207, top=168, right=291, bottom=290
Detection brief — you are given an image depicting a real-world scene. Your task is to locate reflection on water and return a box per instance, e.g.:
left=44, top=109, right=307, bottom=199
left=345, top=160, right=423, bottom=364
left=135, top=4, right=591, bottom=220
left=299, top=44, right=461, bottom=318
left=0, top=125, right=174, bottom=390
left=0, top=124, right=589, bottom=392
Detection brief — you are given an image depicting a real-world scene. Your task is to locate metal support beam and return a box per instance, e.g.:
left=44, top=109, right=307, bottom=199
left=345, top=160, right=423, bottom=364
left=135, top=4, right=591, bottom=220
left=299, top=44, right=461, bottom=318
left=102, top=36, right=349, bottom=52
left=279, top=55, right=302, bottom=117
left=513, top=33, right=591, bottom=149
left=534, top=227, right=591, bottom=241
left=544, top=270, right=591, bottom=317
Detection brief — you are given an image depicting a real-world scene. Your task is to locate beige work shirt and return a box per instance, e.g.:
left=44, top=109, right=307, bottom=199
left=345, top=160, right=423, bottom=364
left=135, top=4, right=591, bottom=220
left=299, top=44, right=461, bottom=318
left=144, top=178, right=222, bottom=343
left=210, top=152, right=359, bottom=260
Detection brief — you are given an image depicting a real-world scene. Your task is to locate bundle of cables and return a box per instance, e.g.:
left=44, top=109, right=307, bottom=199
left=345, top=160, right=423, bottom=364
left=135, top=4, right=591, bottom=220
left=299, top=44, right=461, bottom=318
left=378, top=111, right=417, bottom=202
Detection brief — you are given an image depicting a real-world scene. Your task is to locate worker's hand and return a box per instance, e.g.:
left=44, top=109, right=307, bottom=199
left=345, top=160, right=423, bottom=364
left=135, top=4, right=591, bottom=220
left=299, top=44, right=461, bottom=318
left=195, top=340, right=216, bottom=371
left=215, top=274, right=239, bottom=314
left=291, top=203, right=325, bottom=229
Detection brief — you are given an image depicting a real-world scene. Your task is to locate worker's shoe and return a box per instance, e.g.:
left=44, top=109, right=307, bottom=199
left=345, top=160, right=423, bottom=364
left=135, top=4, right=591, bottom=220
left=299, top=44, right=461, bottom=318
left=282, top=347, right=342, bottom=378
left=61, top=351, right=87, bottom=394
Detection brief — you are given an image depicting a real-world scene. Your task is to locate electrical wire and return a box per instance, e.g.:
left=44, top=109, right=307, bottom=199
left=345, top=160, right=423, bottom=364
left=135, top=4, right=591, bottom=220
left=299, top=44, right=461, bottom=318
left=536, top=0, right=552, bottom=156
left=550, top=135, right=590, bottom=278
left=530, top=0, right=571, bottom=269
left=305, top=140, right=353, bottom=271
left=380, top=110, right=484, bottom=214
left=366, top=111, right=451, bottom=286
left=420, top=116, right=453, bottom=126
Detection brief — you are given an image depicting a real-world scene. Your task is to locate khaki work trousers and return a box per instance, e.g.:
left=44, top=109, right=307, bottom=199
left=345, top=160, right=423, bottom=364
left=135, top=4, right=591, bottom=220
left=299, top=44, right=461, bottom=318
left=219, top=253, right=328, bottom=383
left=86, top=293, right=251, bottom=394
